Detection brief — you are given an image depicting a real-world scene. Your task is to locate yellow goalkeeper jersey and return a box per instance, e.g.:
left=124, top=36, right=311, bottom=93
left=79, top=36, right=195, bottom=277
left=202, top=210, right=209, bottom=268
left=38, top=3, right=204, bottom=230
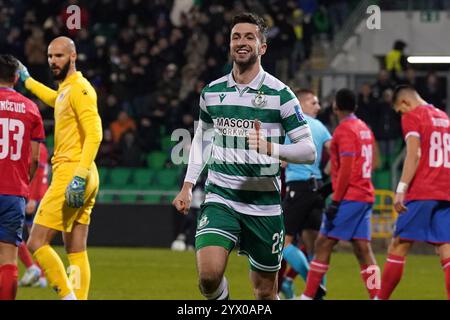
left=25, top=71, right=102, bottom=178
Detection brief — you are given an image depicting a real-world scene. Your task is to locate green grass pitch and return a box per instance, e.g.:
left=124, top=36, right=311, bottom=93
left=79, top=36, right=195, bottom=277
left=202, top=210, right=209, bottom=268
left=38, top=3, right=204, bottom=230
left=16, top=247, right=447, bottom=300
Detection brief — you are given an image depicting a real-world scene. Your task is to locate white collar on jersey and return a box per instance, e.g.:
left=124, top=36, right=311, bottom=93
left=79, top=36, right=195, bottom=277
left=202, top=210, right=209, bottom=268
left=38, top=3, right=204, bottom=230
left=227, top=67, right=266, bottom=91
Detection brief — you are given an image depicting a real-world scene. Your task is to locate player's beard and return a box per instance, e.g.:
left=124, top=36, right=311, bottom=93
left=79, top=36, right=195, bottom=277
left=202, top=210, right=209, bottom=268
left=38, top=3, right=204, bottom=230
left=231, top=48, right=259, bottom=72
left=51, top=60, right=70, bottom=81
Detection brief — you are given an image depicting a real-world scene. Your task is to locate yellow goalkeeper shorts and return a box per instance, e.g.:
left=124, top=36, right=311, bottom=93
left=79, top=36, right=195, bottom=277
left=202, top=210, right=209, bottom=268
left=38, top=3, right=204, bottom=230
left=34, top=162, right=99, bottom=232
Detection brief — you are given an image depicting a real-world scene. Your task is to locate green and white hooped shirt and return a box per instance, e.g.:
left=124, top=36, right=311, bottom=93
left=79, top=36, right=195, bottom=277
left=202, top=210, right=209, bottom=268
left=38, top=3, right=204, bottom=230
left=192, top=68, right=311, bottom=217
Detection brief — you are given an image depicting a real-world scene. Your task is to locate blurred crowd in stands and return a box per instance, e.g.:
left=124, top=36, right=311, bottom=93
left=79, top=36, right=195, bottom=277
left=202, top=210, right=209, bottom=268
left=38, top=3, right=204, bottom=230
left=0, top=0, right=447, bottom=170
left=318, top=65, right=448, bottom=168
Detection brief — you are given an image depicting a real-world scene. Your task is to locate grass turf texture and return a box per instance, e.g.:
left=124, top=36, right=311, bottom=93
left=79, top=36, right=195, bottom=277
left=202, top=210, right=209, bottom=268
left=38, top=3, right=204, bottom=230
left=16, top=247, right=447, bottom=300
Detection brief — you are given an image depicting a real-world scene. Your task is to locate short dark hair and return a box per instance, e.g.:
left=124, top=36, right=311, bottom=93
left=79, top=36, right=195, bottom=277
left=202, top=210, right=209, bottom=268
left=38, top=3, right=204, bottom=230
left=393, top=40, right=407, bottom=51
left=392, top=84, right=416, bottom=104
left=335, top=88, right=356, bottom=112
left=231, top=12, right=267, bottom=42
left=0, top=54, right=19, bottom=84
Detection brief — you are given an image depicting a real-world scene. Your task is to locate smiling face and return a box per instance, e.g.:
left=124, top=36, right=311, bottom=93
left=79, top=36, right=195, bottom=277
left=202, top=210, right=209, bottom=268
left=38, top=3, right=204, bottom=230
left=230, top=22, right=267, bottom=70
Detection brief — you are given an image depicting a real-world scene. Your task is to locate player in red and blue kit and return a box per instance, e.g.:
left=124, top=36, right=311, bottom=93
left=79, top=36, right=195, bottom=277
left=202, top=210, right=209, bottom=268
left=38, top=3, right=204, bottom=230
left=300, top=89, right=380, bottom=300
left=0, top=55, right=45, bottom=300
left=378, top=85, right=450, bottom=300
left=18, top=143, right=49, bottom=288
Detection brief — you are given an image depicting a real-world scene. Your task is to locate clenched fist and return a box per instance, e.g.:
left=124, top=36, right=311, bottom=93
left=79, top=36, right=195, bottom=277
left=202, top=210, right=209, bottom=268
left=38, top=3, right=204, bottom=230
left=172, top=182, right=193, bottom=215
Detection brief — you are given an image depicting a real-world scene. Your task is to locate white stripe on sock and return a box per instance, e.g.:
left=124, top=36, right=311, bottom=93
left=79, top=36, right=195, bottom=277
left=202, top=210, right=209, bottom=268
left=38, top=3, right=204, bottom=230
left=203, top=277, right=229, bottom=300
left=387, top=259, right=405, bottom=264
left=311, top=261, right=328, bottom=269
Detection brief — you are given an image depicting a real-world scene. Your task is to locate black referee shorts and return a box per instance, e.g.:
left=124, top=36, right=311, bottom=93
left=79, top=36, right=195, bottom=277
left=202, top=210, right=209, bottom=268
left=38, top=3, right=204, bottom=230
left=282, top=180, right=325, bottom=236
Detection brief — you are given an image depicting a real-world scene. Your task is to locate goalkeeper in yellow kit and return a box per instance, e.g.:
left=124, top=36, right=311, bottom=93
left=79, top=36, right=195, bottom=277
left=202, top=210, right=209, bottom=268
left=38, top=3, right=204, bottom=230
left=18, top=36, right=102, bottom=300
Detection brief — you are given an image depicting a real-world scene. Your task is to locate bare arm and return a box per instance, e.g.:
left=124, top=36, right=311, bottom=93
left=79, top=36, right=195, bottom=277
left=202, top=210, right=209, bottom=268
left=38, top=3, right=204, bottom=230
left=372, top=140, right=381, bottom=171
left=323, top=140, right=332, bottom=175
left=324, top=140, right=331, bottom=154
left=398, top=136, right=420, bottom=185
left=394, top=136, right=420, bottom=212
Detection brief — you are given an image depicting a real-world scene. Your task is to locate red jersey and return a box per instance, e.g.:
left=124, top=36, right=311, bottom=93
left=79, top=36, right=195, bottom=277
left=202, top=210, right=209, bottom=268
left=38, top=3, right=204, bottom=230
left=402, top=105, right=450, bottom=201
left=0, top=88, right=45, bottom=197
left=29, top=143, right=49, bottom=201
left=330, top=115, right=375, bottom=203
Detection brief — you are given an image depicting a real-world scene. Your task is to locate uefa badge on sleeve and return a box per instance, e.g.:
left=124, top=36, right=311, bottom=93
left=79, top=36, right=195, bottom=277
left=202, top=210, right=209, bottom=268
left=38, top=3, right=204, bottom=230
left=294, top=105, right=306, bottom=123
left=252, top=91, right=267, bottom=108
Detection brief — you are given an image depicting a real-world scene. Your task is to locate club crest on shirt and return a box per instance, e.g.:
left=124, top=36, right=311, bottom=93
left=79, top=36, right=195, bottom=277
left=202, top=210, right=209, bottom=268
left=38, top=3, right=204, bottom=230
left=56, top=89, right=70, bottom=102
left=198, top=215, right=209, bottom=229
left=71, top=180, right=79, bottom=188
left=252, top=91, right=267, bottom=108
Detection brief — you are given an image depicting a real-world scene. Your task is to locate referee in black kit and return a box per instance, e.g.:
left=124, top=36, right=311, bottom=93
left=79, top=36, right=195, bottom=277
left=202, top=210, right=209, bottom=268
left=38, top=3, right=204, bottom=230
left=280, top=89, right=332, bottom=299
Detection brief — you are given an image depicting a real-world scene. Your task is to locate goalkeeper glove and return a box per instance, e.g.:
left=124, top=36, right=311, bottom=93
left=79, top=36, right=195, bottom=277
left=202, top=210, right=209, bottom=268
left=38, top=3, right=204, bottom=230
left=17, top=60, right=30, bottom=82
left=65, top=176, right=86, bottom=208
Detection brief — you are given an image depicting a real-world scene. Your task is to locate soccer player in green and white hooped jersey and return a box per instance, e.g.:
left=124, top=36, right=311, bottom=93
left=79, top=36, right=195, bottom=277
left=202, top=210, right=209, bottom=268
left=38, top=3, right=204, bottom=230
left=172, top=12, right=316, bottom=300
